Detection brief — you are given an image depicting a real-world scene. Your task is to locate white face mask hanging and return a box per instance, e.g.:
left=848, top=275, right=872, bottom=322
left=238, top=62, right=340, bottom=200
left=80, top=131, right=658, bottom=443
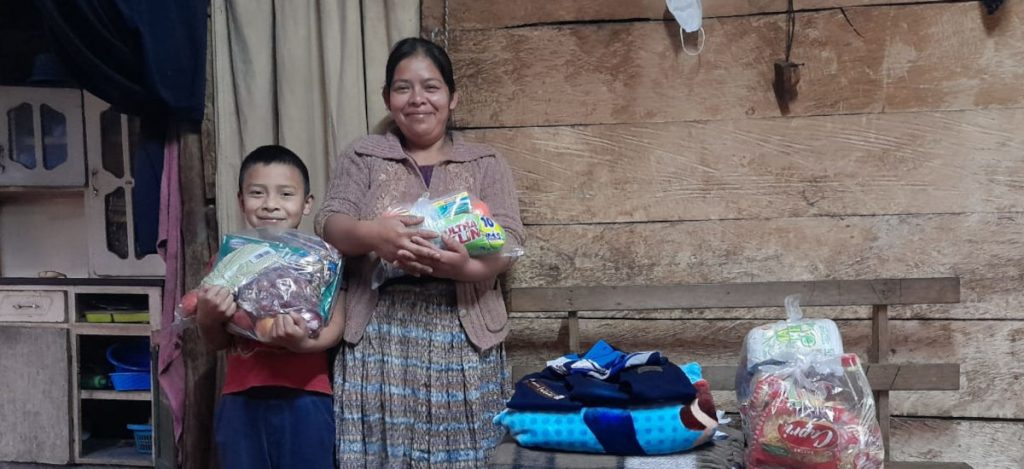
left=666, top=0, right=705, bottom=55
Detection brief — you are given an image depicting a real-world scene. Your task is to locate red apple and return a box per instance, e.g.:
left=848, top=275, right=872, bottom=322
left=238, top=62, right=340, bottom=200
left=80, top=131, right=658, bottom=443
left=179, top=290, right=199, bottom=317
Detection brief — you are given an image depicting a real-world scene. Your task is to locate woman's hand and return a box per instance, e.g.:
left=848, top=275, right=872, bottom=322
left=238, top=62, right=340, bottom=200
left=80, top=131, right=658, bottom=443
left=411, top=235, right=506, bottom=283
left=372, top=215, right=441, bottom=276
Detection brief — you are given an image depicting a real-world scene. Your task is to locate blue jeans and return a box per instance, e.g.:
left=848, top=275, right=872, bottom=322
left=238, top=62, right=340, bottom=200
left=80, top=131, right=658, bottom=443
left=214, top=388, right=334, bottom=469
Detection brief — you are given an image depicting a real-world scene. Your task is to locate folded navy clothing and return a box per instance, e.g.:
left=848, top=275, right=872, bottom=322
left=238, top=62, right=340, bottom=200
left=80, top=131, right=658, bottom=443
left=619, top=362, right=696, bottom=404
left=506, top=369, right=582, bottom=411
left=567, top=373, right=630, bottom=407
left=547, top=339, right=666, bottom=380
left=508, top=360, right=697, bottom=411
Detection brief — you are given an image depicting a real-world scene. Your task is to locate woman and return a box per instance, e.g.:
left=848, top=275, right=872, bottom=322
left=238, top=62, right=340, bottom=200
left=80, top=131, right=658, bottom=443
left=315, top=37, right=525, bottom=468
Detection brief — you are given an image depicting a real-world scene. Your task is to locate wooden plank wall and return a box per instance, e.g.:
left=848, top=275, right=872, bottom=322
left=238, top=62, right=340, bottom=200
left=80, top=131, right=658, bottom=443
left=424, top=1, right=1024, bottom=467
left=178, top=12, right=221, bottom=469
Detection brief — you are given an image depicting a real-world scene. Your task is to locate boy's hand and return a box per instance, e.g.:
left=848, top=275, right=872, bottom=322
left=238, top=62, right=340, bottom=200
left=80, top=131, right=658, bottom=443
left=196, top=285, right=237, bottom=328
left=262, top=313, right=308, bottom=351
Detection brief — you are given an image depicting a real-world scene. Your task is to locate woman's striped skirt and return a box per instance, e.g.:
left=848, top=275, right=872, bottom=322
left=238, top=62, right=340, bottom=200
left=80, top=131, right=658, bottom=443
left=335, top=281, right=511, bottom=468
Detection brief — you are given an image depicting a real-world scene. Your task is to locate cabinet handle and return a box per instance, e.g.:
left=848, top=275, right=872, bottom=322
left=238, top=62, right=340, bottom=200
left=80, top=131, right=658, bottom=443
left=0, top=144, right=6, bottom=174
left=13, top=303, right=41, bottom=310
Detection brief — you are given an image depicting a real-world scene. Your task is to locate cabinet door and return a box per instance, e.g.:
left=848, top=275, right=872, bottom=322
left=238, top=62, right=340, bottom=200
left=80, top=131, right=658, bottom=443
left=0, top=86, right=85, bottom=187
left=83, top=93, right=165, bottom=277
left=0, top=326, right=72, bottom=464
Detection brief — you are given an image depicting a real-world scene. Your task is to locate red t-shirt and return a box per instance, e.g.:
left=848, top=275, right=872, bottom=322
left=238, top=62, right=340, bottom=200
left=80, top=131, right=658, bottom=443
left=201, top=254, right=332, bottom=396
left=222, top=339, right=331, bottom=395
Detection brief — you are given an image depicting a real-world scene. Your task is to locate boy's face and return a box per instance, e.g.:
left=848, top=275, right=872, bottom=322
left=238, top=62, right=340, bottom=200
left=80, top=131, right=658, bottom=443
left=238, top=163, right=312, bottom=229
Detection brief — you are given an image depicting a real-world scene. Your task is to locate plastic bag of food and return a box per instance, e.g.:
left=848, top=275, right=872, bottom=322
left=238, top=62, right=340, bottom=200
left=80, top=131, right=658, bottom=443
left=175, top=228, right=342, bottom=342
left=736, top=295, right=884, bottom=468
left=740, top=353, right=884, bottom=468
left=371, top=191, right=522, bottom=288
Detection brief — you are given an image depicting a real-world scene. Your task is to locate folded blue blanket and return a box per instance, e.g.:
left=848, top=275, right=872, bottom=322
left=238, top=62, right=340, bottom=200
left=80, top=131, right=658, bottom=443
left=495, top=362, right=718, bottom=456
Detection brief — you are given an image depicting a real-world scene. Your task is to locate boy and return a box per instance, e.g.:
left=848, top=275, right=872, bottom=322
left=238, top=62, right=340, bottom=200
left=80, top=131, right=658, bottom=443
left=196, top=145, right=343, bottom=469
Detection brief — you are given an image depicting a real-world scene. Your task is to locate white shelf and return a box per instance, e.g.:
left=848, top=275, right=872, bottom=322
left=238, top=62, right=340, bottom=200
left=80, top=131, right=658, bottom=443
left=0, top=186, right=85, bottom=196
left=78, top=438, right=152, bottom=467
left=71, top=288, right=160, bottom=467
left=0, top=321, right=68, bottom=329
left=81, top=390, right=152, bottom=401
left=74, top=323, right=151, bottom=336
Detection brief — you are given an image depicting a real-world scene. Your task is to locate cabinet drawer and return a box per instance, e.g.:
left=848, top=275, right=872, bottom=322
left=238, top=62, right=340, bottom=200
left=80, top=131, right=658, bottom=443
left=0, top=290, right=66, bottom=322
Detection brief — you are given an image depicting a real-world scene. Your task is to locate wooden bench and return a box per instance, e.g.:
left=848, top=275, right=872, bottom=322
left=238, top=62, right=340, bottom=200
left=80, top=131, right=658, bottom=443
left=506, top=277, right=970, bottom=469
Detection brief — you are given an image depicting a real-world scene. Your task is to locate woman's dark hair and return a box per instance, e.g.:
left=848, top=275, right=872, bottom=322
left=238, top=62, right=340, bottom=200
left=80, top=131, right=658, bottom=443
left=384, top=37, right=456, bottom=93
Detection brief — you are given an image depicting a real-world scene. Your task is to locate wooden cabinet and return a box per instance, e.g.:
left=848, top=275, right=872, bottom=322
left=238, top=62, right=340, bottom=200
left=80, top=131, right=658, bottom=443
left=0, top=86, right=85, bottom=187
left=83, top=93, right=165, bottom=277
left=0, top=86, right=165, bottom=278
left=0, top=289, right=66, bottom=322
left=0, top=326, right=72, bottom=464
left=0, top=279, right=168, bottom=467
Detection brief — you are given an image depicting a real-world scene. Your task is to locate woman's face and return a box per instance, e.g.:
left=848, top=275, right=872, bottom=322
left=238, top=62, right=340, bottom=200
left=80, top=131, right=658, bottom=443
left=385, top=54, right=458, bottom=148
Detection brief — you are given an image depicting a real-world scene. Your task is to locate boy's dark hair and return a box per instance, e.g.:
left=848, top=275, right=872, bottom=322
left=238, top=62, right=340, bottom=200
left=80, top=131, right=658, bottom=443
left=237, top=145, right=311, bottom=196
left=385, top=37, right=456, bottom=94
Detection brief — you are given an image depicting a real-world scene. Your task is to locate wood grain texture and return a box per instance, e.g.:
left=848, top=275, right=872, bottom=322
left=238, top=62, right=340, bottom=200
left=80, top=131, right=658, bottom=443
left=466, top=108, right=1024, bottom=225
left=872, top=305, right=893, bottom=458
left=885, top=464, right=971, bottom=469
left=566, top=310, right=580, bottom=354
left=201, top=14, right=221, bottom=257
left=508, top=213, right=1024, bottom=318
left=420, top=0, right=445, bottom=39
left=878, top=390, right=893, bottom=460
left=890, top=418, right=1024, bottom=469
left=181, top=82, right=218, bottom=469
left=202, top=17, right=218, bottom=203
left=179, top=128, right=212, bottom=291
left=509, top=275, right=1024, bottom=321
left=696, top=363, right=960, bottom=391
left=444, top=0, right=956, bottom=30
left=180, top=327, right=218, bottom=469
left=510, top=278, right=959, bottom=311
left=435, top=1, right=1021, bottom=462
left=450, top=2, right=1024, bottom=127
left=506, top=318, right=1024, bottom=419
left=872, top=304, right=890, bottom=362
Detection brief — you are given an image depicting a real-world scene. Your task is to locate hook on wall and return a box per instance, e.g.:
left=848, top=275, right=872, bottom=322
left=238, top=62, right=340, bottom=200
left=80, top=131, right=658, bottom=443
left=773, top=0, right=802, bottom=115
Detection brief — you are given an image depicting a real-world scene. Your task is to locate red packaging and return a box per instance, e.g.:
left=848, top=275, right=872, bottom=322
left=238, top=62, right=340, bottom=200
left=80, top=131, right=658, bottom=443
left=740, top=353, right=884, bottom=469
